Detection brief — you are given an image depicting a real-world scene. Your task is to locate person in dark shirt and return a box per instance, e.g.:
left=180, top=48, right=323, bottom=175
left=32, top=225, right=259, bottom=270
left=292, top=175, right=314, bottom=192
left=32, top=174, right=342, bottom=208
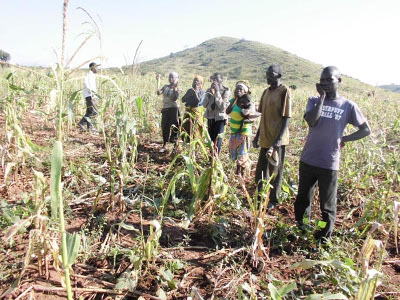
left=202, top=73, right=231, bottom=155
left=181, top=75, right=205, bottom=139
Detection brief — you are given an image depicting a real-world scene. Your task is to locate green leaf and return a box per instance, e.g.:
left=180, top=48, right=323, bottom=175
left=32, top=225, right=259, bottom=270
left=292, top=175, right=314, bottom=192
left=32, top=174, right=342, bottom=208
left=317, top=220, right=327, bottom=229
left=268, top=282, right=281, bottom=300
left=182, top=155, right=196, bottom=191
left=4, top=217, right=32, bottom=241
left=281, top=183, right=290, bottom=193
left=196, top=168, right=212, bottom=200
left=290, top=259, right=322, bottom=269
left=160, top=268, right=174, bottom=282
left=278, top=281, right=296, bottom=297
left=68, top=90, right=81, bottom=103
left=9, top=83, right=25, bottom=92
left=167, top=278, right=179, bottom=289
left=118, top=222, right=140, bottom=233
left=26, top=138, right=44, bottom=151
left=66, top=232, right=81, bottom=266
left=305, top=292, right=348, bottom=299
left=134, top=97, right=143, bottom=123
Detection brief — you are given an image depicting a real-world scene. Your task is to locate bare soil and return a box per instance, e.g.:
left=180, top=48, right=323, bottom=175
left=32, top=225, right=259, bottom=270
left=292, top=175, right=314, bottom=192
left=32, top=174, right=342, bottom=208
left=0, top=110, right=399, bottom=299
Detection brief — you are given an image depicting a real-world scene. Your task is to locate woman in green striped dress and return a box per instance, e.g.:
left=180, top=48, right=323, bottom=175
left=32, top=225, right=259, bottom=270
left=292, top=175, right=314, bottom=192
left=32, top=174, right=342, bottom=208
left=226, top=81, right=260, bottom=176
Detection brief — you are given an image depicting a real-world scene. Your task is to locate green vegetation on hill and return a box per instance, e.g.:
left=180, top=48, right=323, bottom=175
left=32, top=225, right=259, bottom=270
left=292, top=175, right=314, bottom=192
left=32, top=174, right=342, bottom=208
left=129, top=37, right=392, bottom=97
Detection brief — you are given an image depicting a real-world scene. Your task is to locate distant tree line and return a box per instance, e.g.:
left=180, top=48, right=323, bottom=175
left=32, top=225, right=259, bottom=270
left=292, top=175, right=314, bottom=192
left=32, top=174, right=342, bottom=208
left=0, top=49, right=11, bottom=67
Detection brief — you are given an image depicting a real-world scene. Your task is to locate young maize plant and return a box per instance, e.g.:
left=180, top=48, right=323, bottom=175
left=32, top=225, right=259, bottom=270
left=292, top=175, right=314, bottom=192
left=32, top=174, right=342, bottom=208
left=161, top=123, right=229, bottom=224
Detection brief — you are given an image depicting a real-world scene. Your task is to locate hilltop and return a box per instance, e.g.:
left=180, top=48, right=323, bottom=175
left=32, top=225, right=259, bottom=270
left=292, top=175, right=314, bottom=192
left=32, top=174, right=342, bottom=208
left=132, top=37, right=378, bottom=94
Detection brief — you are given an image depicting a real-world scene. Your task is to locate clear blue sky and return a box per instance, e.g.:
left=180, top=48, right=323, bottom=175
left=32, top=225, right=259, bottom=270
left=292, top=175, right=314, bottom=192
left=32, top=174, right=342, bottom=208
left=1, top=0, right=399, bottom=85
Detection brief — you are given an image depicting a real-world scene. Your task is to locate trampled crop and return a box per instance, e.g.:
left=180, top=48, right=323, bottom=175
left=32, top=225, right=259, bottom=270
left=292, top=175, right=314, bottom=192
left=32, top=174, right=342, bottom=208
left=0, top=2, right=399, bottom=299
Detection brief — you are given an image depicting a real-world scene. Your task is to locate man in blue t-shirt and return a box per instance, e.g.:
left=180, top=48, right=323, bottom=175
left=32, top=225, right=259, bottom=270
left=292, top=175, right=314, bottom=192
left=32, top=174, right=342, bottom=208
left=295, top=66, right=371, bottom=240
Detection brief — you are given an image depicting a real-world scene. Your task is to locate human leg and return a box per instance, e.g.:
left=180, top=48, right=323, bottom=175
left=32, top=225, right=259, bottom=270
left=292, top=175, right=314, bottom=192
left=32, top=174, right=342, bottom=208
left=207, top=118, right=216, bottom=142
left=255, top=148, right=269, bottom=192
left=269, top=146, right=286, bottom=205
left=85, top=96, right=98, bottom=129
left=169, top=107, right=180, bottom=143
left=161, top=110, right=169, bottom=147
left=294, top=162, right=318, bottom=226
left=214, top=120, right=225, bottom=154
left=316, top=168, right=338, bottom=238
left=182, top=110, right=192, bottom=141
left=78, top=96, right=93, bottom=129
left=207, top=119, right=225, bottom=154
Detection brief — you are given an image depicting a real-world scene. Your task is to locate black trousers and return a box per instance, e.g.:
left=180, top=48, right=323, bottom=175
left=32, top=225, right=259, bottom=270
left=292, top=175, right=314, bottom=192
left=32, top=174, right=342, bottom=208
left=79, top=96, right=98, bottom=129
left=161, top=107, right=180, bottom=145
left=255, top=146, right=286, bottom=204
left=294, top=161, right=338, bottom=238
left=207, top=119, right=226, bottom=154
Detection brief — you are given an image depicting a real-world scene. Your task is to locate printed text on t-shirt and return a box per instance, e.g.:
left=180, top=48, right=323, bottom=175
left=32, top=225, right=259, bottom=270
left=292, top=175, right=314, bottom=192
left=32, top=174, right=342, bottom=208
left=321, top=105, right=344, bottom=120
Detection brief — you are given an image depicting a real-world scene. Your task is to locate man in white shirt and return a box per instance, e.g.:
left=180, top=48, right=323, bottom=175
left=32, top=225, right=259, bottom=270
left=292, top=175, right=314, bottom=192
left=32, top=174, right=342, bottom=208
left=78, top=62, right=100, bottom=131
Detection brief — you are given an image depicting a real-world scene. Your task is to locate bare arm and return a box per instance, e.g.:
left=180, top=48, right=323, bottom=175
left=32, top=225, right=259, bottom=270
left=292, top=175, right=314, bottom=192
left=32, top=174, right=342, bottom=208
left=226, top=98, right=237, bottom=114
left=273, top=117, right=289, bottom=149
left=341, top=122, right=371, bottom=147
left=253, top=127, right=260, bottom=148
left=304, top=84, right=325, bottom=127
left=157, top=86, right=163, bottom=95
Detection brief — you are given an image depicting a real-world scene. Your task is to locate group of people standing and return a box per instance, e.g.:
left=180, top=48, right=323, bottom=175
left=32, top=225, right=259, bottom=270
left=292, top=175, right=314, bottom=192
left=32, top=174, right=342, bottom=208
left=156, top=65, right=295, bottom=214
left=79, top=62, right=371, bottom=241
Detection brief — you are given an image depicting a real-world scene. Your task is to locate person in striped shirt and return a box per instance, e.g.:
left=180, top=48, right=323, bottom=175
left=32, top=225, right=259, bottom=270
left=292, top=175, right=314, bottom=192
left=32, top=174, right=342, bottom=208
left=226, top=81, right=260, bottom=176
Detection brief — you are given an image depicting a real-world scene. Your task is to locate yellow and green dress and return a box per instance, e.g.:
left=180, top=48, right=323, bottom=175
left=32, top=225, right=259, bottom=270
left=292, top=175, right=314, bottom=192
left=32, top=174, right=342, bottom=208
left=228, top=99, right=252, bottom=167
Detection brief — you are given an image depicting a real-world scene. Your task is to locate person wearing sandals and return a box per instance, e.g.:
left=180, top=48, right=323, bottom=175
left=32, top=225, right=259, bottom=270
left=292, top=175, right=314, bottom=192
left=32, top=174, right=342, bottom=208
left=202, top=73, right=231, bottom=155
left=157, top=72, right=182, bottom=153
left=181, top=75, right=205, bottom=139
left=226, top=81, right=260, bottom=176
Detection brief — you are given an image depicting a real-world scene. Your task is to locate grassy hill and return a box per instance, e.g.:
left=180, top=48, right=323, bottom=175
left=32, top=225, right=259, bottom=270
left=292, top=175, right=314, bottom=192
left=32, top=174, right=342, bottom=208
left=130, top=37, right=384, bottom=95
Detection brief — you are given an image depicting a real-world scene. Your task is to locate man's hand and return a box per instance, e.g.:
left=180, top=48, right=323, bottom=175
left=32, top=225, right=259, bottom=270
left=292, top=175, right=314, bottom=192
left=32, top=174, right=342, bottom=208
left=211, top=83, right=220, bottom=94
left=273, top=139, right=282, bottom=150
left=171, top=82, right=179, bottom=90
left=340, top=136, right=348, bottom=149
left=316, top=83, right=326, bottom=98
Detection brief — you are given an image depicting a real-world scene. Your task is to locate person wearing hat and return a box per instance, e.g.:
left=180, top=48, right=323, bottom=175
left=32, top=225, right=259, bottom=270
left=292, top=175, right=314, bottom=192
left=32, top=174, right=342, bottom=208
left=202, top=73, right=231, bottom=155
left=226, top=81, right=260, bottom=176
left=295, top=66, right=370, bottom=241
left=157, top=72, right=182, bottom=153
left=78, top=62, right=100, bottom=131
left=181, top=75, right=205, bottom=139
left=253, top=64, right=292, bottom=209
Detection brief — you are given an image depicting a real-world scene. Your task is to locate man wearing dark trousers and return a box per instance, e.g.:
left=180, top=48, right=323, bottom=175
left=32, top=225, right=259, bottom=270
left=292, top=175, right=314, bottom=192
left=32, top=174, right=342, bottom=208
left=295, top=66, right=371, bottom=240
left=254, top=65, right=292, bottom=209
left=78, top=62, right=100, bottom=131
